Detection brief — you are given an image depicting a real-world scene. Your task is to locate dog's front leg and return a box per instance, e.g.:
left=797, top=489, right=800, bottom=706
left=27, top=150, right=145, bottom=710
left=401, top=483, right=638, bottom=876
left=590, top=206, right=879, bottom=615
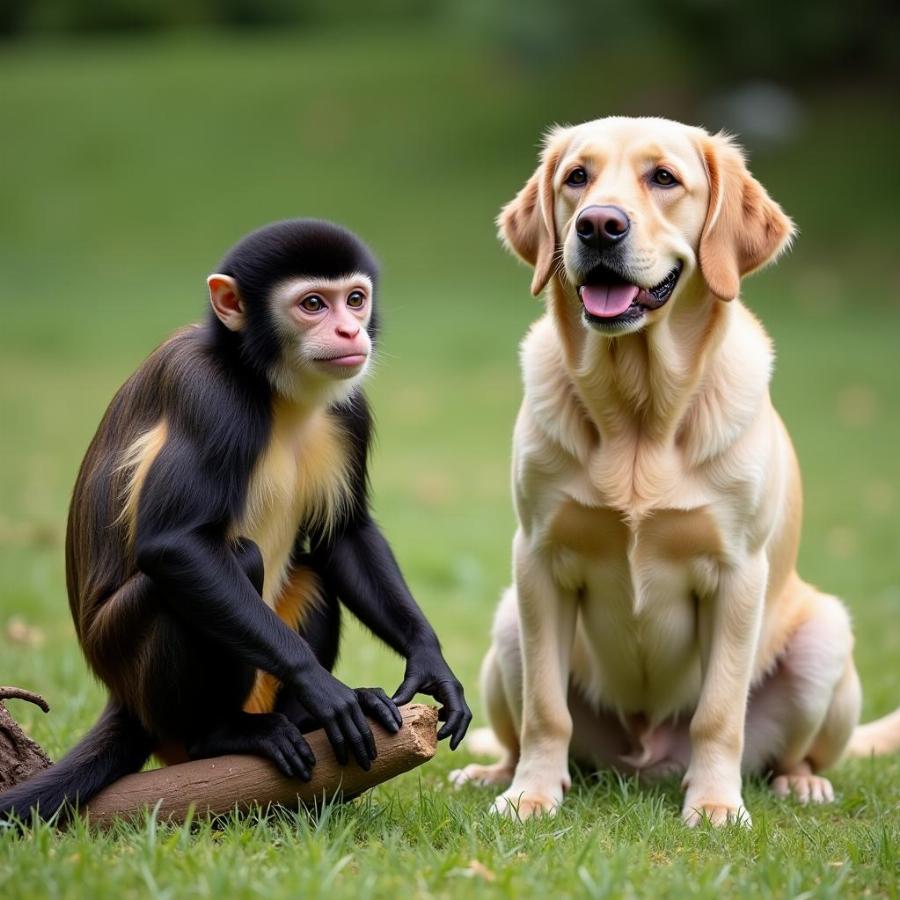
left=493, top=531, right=577, bottom=820
left=682, top=554, right=767, bottom=827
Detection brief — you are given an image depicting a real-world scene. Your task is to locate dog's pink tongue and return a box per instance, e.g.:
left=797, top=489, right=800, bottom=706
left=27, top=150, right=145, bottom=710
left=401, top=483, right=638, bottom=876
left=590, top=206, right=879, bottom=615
left=580, top=283, right=640, bottom=318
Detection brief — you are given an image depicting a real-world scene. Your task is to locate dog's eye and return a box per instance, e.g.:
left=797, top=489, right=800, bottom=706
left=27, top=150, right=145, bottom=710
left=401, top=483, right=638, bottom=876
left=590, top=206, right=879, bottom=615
left=651, top=168, right=679, bottom=188
left=565, top=167, right=588, bottom=187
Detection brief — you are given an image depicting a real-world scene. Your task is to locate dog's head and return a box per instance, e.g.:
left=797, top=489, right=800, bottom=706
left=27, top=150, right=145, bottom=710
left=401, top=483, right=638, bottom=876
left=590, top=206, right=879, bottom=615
left=499, top=117, right=795, bottom=335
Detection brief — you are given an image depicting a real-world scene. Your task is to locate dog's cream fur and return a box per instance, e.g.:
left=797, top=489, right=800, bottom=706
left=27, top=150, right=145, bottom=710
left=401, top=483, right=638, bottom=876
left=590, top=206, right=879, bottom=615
left=451, top=117, right=900, bottom=825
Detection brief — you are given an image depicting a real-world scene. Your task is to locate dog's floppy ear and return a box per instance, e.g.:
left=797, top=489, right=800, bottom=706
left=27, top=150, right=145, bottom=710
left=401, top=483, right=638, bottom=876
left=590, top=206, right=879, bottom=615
left=698, top=132, right=795, bottom=301
left=498, top=130, right=566, bottom=297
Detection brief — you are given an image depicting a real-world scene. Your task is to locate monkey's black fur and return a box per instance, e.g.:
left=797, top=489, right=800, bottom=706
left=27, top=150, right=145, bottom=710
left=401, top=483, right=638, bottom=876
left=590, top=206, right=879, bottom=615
left=0, top=219, right=470, bottom=826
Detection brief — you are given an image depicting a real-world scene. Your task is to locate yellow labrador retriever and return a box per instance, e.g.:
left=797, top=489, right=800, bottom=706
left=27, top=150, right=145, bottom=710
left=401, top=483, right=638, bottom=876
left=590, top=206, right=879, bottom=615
left=451, top=117, right=900, bottom=825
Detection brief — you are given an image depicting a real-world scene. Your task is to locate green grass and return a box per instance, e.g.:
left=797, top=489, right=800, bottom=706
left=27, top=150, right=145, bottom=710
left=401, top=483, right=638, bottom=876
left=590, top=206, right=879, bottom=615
left=1, top=24, right=899, bottom=899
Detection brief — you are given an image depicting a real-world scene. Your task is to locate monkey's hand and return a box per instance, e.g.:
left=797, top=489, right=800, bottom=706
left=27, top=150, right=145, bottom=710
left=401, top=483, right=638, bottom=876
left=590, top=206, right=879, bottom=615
left=392, top=647, right=472, bottom=749
left=293, top=668, right=400, bottom=770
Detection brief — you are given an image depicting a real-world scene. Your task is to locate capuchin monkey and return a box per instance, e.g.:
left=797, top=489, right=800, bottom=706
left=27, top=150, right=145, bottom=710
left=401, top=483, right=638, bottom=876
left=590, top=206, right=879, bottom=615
left=0, top=219, right=471, bottom=823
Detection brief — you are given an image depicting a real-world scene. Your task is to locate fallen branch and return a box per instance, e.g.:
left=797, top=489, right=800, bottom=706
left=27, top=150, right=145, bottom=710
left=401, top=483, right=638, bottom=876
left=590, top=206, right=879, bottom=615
left=85, top=703, right=437, bottom=827
left=0, top=687, right=52, bottom=792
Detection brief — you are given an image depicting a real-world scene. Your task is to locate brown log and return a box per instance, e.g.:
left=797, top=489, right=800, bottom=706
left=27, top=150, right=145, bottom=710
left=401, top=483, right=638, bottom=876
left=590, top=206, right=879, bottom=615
left=85, top=703, right=437, bottom=827
left=0, top=687, right=52, bottom=792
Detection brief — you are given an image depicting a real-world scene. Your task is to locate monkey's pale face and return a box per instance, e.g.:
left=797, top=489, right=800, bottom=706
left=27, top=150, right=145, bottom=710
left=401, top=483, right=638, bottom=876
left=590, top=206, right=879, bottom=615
left=271, top=274, right=373, bottom=381
left=268, top=273, right=374, bottom=405
left=207, top=271, right=375, bottom=404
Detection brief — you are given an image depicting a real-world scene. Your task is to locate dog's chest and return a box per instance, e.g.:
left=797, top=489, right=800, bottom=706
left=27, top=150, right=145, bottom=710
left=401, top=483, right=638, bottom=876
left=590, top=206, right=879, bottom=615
left=549, top=498, right=723, bottom=716
left=238, top=406, right=351, bottom=609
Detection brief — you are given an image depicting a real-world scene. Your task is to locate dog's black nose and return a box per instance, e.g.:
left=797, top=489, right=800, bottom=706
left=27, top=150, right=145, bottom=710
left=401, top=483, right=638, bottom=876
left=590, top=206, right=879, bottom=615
left=575, top=205, right=630, bottom=248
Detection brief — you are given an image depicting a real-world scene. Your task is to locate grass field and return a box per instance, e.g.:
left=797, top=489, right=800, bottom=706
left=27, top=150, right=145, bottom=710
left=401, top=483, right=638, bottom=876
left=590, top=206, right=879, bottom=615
left=1, top=26, right=899, bottom=898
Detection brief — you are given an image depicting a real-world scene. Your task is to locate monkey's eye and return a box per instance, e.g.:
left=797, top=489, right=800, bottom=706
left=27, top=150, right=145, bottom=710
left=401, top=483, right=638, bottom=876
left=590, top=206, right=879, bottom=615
left=299, top=295, right=326, bottom=312
left=346, top=290, right=367, bottom=309
left=565, top=167, right=588, bottom=187
left=650, top=167, right=679, bottom=188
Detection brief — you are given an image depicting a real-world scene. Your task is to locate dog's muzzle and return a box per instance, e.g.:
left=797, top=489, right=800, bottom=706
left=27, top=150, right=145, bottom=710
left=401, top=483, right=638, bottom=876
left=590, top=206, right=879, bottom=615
left=576, top=262, right=683, bottom=329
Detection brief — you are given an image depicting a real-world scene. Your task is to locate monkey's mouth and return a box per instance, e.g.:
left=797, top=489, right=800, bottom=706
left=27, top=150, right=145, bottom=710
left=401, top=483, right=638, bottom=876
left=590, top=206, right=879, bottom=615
left=577, top=262, right=683, bottom=330
left=313, top=353, right=368, bottom=368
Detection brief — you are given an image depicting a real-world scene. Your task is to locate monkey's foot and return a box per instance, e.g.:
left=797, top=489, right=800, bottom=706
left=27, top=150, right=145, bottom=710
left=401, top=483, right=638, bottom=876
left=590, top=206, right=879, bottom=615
left=771, top=771, right=834, bottom=804
left=448, top=762, right=515, bottom=790
left=187, top=711, right=315, bottom=781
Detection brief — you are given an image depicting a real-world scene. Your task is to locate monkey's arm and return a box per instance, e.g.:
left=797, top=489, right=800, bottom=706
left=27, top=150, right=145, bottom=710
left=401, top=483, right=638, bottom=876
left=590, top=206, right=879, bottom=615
left=318, top=515, right=472, bottom=749
left=132, top=433, right=395, bottom=768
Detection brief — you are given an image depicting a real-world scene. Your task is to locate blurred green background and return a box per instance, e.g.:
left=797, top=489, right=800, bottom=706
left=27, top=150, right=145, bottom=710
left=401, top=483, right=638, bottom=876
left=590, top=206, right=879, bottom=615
left=1, top=3, right=899, bottom=896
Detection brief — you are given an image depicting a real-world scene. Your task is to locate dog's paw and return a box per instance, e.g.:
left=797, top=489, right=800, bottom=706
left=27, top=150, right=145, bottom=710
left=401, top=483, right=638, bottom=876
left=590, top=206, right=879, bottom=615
left=682, top=763, right=748, bottom=827
left=771, top=772, right=834, bottom=805
left=681, top=800, right=752, bottom=828
left=491, top=789, right=560, bottom=820
left=448, top=762, right=515, bottom=790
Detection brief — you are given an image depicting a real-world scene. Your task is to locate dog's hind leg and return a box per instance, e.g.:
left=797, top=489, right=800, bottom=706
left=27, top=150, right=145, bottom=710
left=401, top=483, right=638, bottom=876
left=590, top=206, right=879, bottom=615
left=743, top=589, right=860, bottom=804
left=450, top=589, right=520, bottom=789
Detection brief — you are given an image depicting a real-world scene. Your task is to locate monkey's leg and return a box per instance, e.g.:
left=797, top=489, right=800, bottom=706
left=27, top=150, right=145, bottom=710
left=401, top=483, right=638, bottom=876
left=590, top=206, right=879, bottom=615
left=742, top=591, right=860, bottom=803
left=140, top=612, right=315, bottom=781
left=86, top=552, right=315, bottom=780
left=87, top=540, right=264, bottom=731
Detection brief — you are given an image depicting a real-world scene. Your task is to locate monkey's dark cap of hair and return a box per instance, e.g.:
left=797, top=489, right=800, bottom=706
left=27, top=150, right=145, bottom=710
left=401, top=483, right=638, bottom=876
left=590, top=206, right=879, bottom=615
left=217, top=219, right=379, bottom=301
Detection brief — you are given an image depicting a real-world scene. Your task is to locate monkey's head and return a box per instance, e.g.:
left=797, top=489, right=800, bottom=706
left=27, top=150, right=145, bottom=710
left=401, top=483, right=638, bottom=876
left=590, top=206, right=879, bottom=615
left=207, top=219, right=379, bottom=403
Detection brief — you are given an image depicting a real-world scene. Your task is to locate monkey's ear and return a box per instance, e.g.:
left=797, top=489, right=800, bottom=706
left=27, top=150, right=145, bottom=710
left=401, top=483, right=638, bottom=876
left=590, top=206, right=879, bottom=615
left=207, top=274, right=245, bottom=331
left=497, top=131, right=567, bottom=297
left=698, top=132, right=795, bottom=302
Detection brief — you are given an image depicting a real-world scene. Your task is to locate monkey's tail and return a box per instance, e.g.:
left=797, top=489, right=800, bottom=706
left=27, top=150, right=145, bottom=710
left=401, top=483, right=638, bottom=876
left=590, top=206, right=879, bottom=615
left=845, top=706, right=900, bottom=759
left=0, top=700, right=152, bottom=826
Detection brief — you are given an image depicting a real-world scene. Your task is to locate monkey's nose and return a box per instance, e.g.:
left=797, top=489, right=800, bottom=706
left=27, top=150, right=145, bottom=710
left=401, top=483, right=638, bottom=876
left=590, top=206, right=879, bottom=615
left=336, top=323, right=360, bottom=339
left=575, top=205, right=630, bottom=249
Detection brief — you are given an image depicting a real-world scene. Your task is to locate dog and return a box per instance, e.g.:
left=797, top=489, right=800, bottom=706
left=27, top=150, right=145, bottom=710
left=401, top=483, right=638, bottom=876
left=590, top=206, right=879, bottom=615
left=450, top=116, right=900, bottom=825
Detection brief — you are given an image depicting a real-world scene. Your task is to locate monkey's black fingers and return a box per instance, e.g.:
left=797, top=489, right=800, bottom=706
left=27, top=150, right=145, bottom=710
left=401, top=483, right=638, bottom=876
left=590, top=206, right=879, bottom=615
left=284, top=749, right=312, bottom=782
left=338, top=715, right=371, bottom=771
left=323, top=720, right=349, bottom=766
left=437, top=711, right=471, bottom=750
left=266, top=729, right=312, bottom=781
left=345, top=705, right=376, bottom=767
left=436, top=719, right=456, bottom=743
left=266, top=745, right=295, bottom=778
left=272, top=717, right=315, bottom=779
left=282, top=746, right=312, bottom=781
left=289, top=729, right=317, bottom=772
left=391, top=675, right=419, bottom=707
left=356, top=688, right=402, bottom=733
left=433, top=682, right=472, bottom=749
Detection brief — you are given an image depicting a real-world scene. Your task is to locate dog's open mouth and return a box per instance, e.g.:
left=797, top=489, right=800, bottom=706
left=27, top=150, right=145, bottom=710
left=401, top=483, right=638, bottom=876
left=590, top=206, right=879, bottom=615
left=577, top=262, right=683, bottom=325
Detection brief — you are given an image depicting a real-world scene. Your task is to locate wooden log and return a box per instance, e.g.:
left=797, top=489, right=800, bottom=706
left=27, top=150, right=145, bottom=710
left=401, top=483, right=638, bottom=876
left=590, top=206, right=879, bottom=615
left=84, top=703, right=437, bottom=827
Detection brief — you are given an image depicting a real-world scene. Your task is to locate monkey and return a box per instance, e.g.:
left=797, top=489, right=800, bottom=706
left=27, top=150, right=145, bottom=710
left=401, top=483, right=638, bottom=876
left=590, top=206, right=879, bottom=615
left=0, top=219, right=471, bottom=824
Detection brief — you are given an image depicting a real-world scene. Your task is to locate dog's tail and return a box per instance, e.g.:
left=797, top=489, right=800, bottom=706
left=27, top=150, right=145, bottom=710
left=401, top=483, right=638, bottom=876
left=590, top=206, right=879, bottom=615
left=0, top=701, right=153, bottom=825
left=845, top=707, right=900, bottom=759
